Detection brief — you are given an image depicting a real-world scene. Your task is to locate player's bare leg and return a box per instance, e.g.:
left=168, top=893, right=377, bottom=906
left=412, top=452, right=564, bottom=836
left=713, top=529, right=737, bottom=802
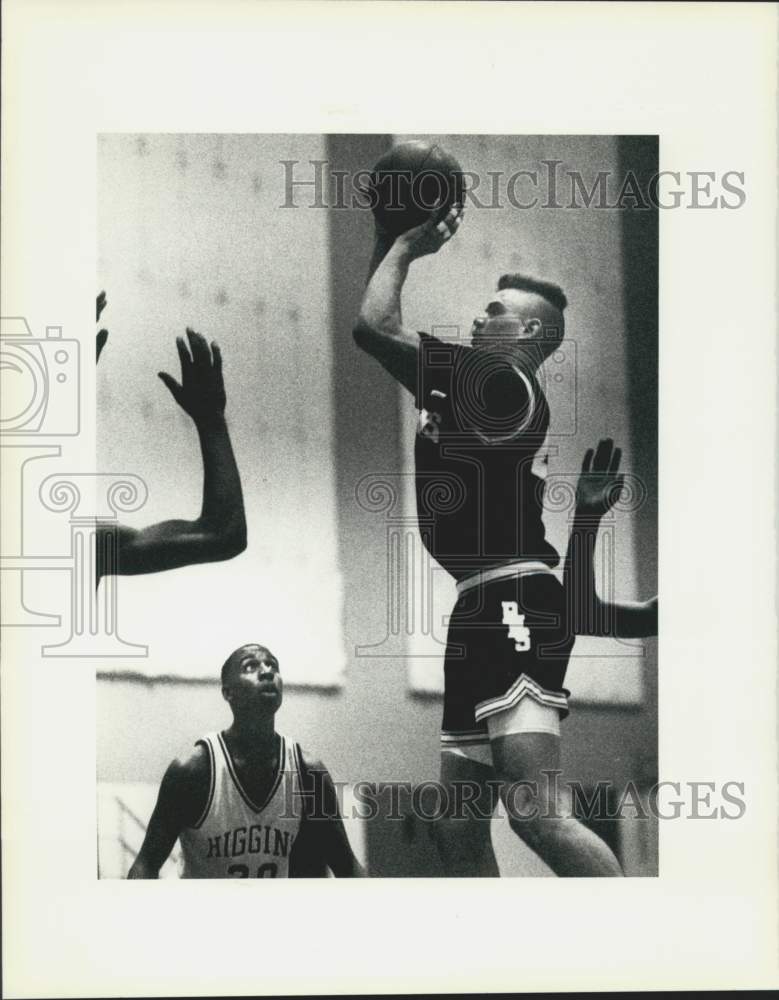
left=433, top=751, right=500, bottom=877
left=491, top=730, right=623, bottom=877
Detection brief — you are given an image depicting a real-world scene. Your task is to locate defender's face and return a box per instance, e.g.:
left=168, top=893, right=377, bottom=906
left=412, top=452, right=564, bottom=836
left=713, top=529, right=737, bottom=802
left=224, top=644, right=283, bottom=713
left=470, top=289, right=562, bottom=350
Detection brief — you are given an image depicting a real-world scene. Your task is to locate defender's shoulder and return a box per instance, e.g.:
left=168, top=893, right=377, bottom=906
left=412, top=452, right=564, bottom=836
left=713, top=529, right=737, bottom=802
left=165, top=740, right=211, bottom=792
left=161, top=740, right=212, bottom=827
left=176, top=740, right=211, bottom=772
left=293, top=743, right=328, bottom=777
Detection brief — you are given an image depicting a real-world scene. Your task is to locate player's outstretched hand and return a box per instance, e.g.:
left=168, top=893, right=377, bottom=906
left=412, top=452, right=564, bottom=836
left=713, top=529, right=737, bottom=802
left=397, top=203, right=464, bottom=260
left=96, top=291, right=109, bottom=363
left=158, top=328, right=226, bottom=424
left=575, top=438, right=624, bottom=517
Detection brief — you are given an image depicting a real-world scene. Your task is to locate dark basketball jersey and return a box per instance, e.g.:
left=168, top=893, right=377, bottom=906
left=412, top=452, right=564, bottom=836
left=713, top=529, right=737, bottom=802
left=414, top=332, right=559, bottom=581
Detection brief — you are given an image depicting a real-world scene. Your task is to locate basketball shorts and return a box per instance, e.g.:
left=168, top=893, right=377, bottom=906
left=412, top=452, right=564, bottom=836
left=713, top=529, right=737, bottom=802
left=440, top=568, right=574, bottom=761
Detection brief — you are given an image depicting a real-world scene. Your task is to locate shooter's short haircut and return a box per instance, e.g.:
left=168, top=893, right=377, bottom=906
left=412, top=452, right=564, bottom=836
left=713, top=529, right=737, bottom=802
left=497, top=273, right=568, bottom=313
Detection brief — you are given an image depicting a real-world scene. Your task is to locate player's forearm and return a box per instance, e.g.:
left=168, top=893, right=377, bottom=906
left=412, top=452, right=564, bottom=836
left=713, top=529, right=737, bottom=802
left=325, top=820, right=367, bottom=878
left=610, top=596, right=658, bottom=639
left=111, top=417, right=246, bottom=573
left=127, top=857, right=159, bottom=878
left=349, top=857, right=368, bottom=877
left=564, top=513, right=601, bottom=636
left=365, top=232, right=394, bottom=283
left=194, top=414, right=247, bottom=556
left=327, top=831, right=367, bottom=878
left=355, top=240, right=412, bottom=339
left=566, top=513, right=658, bottom=638
left=337, top=858, right=367, bottom=877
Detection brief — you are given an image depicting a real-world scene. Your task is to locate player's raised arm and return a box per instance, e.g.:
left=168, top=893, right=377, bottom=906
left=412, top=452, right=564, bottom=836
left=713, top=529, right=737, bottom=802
left=291, top=753, right=366, bottom=878
left=352, top=206, right=463, bottom=397
left=97, top=328, right=247, bottom=580
left=127, top=747, right=209, bottom=878
left=564, top=439, right=658, bottom=639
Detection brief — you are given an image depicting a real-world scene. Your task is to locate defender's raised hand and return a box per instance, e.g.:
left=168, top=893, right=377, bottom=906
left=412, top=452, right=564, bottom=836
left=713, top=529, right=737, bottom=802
left=98, top=326, right=245, bottom=583
left=575, top=438, right=624, bottom=517
left=397, top=203, right=464, bottom=260
left=158, top=329, right=226, bottom=424
left=96, top=291, right=109, bottom=363
left=566, top=438, right=656, bottom=639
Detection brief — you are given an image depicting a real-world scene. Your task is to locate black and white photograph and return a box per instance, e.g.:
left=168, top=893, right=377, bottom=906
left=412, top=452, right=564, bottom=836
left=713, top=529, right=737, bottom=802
left=94, top=133, right=659, bottom=881
left=2, top=1, right=777, bottom=996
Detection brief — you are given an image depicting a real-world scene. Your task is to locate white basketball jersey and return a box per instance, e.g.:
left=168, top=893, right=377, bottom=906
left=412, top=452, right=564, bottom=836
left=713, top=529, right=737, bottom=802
left=178, top=732, right=304, bottom=878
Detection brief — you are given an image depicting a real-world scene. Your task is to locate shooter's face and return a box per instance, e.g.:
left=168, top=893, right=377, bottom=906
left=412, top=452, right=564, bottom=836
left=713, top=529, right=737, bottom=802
left=470, top=289, right=563, bottom=352
left=223, top=644, right=283, bottom=714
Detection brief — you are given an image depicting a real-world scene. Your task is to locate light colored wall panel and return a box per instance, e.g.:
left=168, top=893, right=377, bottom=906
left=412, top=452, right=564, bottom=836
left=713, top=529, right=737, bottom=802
left=97, top=135, right=344, bottom=686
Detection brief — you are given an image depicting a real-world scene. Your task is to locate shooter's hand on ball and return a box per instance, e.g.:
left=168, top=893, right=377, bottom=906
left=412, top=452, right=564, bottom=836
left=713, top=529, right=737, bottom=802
left=574, top=438, right=624, bottom=518
left=96, top=290, right=109, bottom=363
left=367, top=203, right=464, bottom=277
left=158, top=329, right=227, bottom=426
left=395, top=203, right=465, bottom=261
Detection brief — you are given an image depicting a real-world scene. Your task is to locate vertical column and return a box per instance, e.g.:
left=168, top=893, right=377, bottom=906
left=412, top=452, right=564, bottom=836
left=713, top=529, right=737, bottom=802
left=39, top=473, right=148, bottom=657
left=326, top=133, right=395, bottom=663
left=618, top=135, right=659, bottom=788
left=618, top=135, right=659, bottom=606
left=0, top=444, right=63, bottom=626
left=354, top=472, right=456, bottom=658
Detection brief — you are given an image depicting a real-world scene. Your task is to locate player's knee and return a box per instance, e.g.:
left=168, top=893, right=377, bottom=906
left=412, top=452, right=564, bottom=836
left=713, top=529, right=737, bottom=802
left=507, top=811, right=571, bottom=853
left=503, top=784, right=566, bottom=847
left=507, top=812, right=547, bottom=851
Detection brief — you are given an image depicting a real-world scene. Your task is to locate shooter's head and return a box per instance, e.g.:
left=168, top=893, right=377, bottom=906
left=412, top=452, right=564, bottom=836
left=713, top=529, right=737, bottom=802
left=471, top=274, right=567, bottom=364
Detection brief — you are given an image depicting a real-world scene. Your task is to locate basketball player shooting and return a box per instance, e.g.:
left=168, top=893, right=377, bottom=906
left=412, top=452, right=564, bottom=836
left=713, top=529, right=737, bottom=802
left=95, top=292, right=247, bottom=584
left=128, top=643, right=365, bottom=878
left=353, top=201, right=625, bottom=876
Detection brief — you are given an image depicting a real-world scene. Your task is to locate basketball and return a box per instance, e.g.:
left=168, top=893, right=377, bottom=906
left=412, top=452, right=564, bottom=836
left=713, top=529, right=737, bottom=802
left=369, top=141, right=466, bottom=237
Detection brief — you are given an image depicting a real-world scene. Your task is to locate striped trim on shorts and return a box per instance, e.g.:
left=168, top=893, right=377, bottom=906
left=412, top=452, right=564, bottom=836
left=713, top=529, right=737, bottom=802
left=474, top=673, right=569, bottom=725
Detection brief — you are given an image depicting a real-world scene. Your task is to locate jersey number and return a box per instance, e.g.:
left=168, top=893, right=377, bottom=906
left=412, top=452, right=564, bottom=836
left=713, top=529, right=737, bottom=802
left=227, top=863, right=278, bottom=878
